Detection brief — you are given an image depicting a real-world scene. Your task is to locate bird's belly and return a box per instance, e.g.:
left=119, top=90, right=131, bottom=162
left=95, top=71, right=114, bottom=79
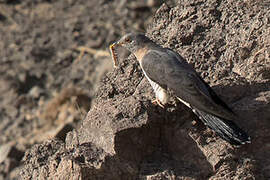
left=141, top=68, right=170, bottom=105
left=155, top=87, right=170, bottom=105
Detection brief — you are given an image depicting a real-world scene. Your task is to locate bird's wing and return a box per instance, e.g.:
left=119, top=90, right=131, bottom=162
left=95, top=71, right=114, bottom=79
left=141, top=49, right=235, bottom=120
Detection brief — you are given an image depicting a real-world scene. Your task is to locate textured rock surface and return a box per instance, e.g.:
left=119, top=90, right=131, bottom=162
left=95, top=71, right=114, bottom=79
left=0, top=0, right=159, bottom=179
left=21, top=0, right=270, bottom=179
left=0, top=0, right=158, bottom=146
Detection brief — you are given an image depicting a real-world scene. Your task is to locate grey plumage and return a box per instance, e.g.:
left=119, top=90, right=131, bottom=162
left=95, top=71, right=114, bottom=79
left=141, top=48, right=235, bottom=120
left=112, top=33, right=251, bottom=145
left=141, top=48, right=250, bottom=145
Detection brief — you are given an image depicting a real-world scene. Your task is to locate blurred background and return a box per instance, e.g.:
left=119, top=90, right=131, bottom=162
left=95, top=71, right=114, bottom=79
left=0, top=0, right=169, bottom=179
left=2, top=0, right=270, bottom=179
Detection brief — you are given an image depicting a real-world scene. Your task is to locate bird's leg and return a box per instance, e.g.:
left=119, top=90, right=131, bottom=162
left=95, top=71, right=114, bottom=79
left=152, top=98, right=165, bottom=108
left=150, top=86, right=169, bottom=109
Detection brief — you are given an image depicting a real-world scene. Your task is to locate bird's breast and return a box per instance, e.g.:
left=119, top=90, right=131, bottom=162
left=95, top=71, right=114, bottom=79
left=133, top=47, right=150, bottom=62
left=141, top=66, right=170, bottom=105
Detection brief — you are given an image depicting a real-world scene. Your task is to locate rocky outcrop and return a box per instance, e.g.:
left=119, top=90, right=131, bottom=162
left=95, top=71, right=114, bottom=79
left=21, top=0, right=270, bottom=179
left=0, top=0, right=159, bottom=178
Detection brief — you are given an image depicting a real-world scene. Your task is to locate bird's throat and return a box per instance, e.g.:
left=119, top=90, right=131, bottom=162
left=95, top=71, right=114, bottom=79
left=133, top=47, right=149, bottom=62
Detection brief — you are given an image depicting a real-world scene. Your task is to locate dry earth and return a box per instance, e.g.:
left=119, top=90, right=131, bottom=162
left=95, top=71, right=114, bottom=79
left=1, top=0, right=270, bottom=179
left=0, top=0, right=161, bottom=179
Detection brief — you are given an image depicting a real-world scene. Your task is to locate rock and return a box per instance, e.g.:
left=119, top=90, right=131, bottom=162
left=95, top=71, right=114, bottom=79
left=29, top=86, right=44, bottom=99
left=0, top=142, right=24, bottom=164
left=0, top=0, right=157, bottom=178
left=4, top=105, right=18, bottom=119
left=3, top=158, right=19, bottom=174
left=9, top=166, right=23, bottom=180
left=20, top=0, right=270, bottom=179
left=129, top=0, right=162, bottom=9
left=54, top=123, right=73, bottom=141
left=20, top=140, right=65, bottom=179
left=0, top=142, right=24, bottom=177
left=0, top=143, right=12, bottom=164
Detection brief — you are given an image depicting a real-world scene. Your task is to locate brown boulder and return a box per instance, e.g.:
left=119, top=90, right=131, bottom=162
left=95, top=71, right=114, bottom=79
left=21, top=0, right=270, bottom=179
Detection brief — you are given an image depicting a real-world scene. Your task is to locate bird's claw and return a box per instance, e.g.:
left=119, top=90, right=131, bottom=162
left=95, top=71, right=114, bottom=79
left=152, top=99, right=165, bottom=108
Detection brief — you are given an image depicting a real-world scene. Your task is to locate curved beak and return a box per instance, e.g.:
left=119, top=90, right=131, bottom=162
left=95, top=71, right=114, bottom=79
left=111, top=40, right=124, bottom=48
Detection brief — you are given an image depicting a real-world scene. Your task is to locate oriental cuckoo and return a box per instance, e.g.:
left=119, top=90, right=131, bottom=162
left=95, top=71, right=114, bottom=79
left=110, top=32, right=251, bottom=145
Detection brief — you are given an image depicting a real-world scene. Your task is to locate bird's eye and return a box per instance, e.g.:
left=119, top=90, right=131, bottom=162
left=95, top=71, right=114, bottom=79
left=125, top=38, right=131, bottom=43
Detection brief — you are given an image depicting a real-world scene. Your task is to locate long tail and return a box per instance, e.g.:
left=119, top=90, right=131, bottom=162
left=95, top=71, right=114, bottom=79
left=194, top=109, right=251, bottom=145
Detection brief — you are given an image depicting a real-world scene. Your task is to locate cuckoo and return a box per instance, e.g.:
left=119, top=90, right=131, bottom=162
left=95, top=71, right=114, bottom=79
left=110, top=32, right=251, bottom=145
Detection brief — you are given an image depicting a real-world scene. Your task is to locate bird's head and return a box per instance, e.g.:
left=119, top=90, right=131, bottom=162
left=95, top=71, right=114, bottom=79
left=113, top=33, right=152, bottom=53
left=109, top=33, right=154, bottom=67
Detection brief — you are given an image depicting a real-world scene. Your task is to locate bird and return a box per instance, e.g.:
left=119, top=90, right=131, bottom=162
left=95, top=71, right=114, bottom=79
left=110, top=32, right=251, bottom=146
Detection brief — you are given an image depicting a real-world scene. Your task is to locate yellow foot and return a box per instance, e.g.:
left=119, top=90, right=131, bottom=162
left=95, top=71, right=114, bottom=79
left=152, top=99, right=165, bottom=108
left=191, top=120, right=197, bottom=126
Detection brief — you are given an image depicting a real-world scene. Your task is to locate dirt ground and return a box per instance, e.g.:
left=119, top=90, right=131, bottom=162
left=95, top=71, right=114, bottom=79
left=0, top=0, right=163, bottom=179
left=1, top=0, right=270, bottom=179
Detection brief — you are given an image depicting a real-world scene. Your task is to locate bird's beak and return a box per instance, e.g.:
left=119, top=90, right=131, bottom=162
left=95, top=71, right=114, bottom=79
left=111, top=41, right=123, bottom=47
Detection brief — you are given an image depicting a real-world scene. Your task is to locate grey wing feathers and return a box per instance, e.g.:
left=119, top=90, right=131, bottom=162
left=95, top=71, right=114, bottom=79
left=140, top=49, right=250, bottom=145
left=165, top=49, right=233, bottom=113
left=140, top=49, right=234, bottom=119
